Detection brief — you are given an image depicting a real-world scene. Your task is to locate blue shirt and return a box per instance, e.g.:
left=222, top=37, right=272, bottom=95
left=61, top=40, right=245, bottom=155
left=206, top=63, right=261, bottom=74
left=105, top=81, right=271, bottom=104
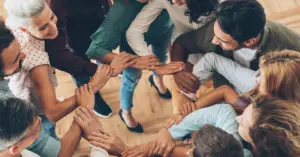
left=169, top=103, right=253, bottom=157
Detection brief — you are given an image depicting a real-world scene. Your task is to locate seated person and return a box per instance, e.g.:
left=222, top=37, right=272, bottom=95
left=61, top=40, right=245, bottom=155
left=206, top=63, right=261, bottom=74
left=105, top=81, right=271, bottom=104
left=176, top=49, right=300, bottom=116
left=0, top=97, right=83, bottom=157
left=72, top=105, right=242, bottom=157
left=171, top=0, right=300, bottom=101
left=4, top=0, right=134, bottom=142
left=0, top=15, right=119, bottom=156
left=123, top=96, right=300, bottom=157
left=123, top=124, right=244, bottom=157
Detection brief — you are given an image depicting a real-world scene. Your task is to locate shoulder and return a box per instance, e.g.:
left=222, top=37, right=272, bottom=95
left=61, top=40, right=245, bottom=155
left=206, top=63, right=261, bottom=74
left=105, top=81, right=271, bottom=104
left=11, top=29, right=31, bottom=46
left=266, top=21, right=300, bottom=51
left=21, top=40, right=50, bottom=72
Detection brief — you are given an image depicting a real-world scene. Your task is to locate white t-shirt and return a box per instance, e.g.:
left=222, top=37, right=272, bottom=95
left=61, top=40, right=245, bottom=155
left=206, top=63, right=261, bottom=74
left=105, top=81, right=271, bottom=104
left=7, top=28, right=58, bottom=114
left=126, top=0, right=225, bottom=56
left=21, top=149, right=40, bottom=157
left=233, top=48, right=257, bottom=68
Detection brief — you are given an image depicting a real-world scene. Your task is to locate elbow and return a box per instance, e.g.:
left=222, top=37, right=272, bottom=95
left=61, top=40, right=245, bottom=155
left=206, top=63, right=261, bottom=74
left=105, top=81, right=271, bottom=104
left=219, top=85, right=232, bottom=91
left=126, top=28, right=134, bottom=43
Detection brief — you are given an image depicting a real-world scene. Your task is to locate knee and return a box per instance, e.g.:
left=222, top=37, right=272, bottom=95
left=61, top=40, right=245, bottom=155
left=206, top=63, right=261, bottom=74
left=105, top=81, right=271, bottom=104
left=122, top=70, right=142, bottom=87
left=203, top=52, right=218, bottom=61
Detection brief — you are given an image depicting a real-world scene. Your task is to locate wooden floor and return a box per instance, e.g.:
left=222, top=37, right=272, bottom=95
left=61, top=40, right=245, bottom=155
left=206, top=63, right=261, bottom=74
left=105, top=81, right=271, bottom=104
left=1, top=0, right=300, bottom=156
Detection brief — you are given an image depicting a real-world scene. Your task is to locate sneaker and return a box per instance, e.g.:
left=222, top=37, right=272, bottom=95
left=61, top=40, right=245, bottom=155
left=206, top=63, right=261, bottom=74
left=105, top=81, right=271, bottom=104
left=93, top=92, right=112, bottom=118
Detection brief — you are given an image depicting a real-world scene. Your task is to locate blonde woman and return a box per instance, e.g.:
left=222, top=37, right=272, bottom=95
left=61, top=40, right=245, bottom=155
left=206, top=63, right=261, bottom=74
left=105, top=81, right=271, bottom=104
left=137, top=50, right=300, bottom=157
left=173, top=49, right=300, bottom=117
left=123, top=96, right=300, bottom=157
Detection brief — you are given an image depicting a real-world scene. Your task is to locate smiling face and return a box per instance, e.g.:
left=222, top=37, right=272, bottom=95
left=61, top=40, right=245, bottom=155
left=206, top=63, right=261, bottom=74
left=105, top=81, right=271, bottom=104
left=0, top=39, right=26, bottom=77
left=212, top=21, right=240, bottom=51
left=235, top=104, right=254, bottom=144
left=24, top=4, right=58, bottom=40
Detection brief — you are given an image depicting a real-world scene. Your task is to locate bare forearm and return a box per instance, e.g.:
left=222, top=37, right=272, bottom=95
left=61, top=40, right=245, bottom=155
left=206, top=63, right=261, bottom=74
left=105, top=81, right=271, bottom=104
left=170, top=146, right=191, bottom=157
left=45, top=96, right=77, bottom=122
left=195, top=85, right=239, bottom=109
left=170, top=42, right=189, bottom=63
left=58, top=121, right=82, bottom=157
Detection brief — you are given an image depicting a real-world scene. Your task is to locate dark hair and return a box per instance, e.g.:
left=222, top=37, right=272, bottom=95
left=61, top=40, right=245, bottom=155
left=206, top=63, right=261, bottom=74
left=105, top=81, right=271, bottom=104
left=0, top=98, right=37, bottom=150
left=215, top=0, right=266, bottom=43
left=0, top=21, right=15, bottom=75
left=193, top=124, right=244, bottom=157
left=250, top=96, right=300, bottom=157
left=185, top=0, right=219, bottom=23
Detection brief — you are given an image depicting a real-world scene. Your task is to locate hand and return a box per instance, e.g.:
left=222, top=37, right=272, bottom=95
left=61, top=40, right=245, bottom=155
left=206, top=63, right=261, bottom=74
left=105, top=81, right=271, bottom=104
left=110, top=52, right=137, bottom=77
left=173, top=70, right=200, bottom=94
left=153, top=62, right=185, bottom=76
left=148, top=128, right=175, bottom=157
left=73, top=107, right=103, bottom=138
left=88, top=131, right=127, bottom=156
left=75, top=83, right=94, bottom=109
left=90, top=64, right=112, bottom=92
left=122, top=144, right=150, bottom=157
left=179, top=101, right=196, bottom=116
left=165, top=113, right=185, bottom=128
left=131, top=54, right=161, bottom=70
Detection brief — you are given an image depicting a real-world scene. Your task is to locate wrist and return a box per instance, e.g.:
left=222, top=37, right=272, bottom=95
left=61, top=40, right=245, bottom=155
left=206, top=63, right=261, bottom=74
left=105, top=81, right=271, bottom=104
left=72, top=120, right=83, bottom=135
left=120, top=146, right=129, bottom=156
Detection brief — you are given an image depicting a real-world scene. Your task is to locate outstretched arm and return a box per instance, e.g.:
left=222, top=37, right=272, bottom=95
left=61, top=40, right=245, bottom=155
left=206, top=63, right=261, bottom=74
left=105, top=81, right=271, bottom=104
left=195, top=85, right=239, bottom=109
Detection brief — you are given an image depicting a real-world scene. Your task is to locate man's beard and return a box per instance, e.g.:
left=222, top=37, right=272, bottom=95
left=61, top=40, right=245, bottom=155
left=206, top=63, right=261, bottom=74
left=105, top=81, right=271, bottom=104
left=221, top=43, right=244, bottom=52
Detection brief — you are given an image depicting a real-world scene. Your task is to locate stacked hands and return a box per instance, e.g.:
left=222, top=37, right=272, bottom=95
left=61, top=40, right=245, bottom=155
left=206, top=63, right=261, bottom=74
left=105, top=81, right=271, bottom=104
left=89, top=52, right=185, bottom=94
left=73, top=80, right=179, bottom=157
left=74, top=52, right=192, bottom=157
left=77, top=52, right=194, bottom=157
left=73, top=85, right=128, bottom=156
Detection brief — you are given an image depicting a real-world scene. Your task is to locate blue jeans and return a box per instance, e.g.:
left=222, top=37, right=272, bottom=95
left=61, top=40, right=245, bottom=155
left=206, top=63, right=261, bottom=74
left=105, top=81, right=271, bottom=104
left=120, top=22, right=174, bottom=110
left=28, top=116, right=61, bottom=157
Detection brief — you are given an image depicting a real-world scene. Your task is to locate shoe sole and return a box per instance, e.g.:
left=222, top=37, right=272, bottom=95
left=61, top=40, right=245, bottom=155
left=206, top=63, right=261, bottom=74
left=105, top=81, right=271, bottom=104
left=93, top=110, right=113, bottom=118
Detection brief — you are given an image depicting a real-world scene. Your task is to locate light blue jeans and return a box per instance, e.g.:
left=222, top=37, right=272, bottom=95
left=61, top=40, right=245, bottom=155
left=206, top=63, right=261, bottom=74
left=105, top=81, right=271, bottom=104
left=192, top=52, right=259, bottom=93
left=120, top=13, right=174, bottom=110
left=28, top=116, right=61, bottom=157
